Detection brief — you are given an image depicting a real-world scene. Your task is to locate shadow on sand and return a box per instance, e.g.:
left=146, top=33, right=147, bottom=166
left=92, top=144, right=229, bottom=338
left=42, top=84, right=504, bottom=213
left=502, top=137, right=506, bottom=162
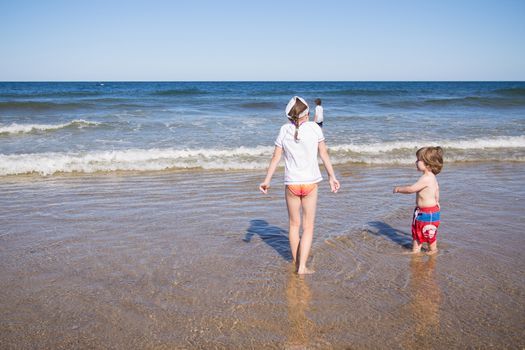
left=244, top=219, right=292, bottom=261
left=366, top=221, right=412, bottom=249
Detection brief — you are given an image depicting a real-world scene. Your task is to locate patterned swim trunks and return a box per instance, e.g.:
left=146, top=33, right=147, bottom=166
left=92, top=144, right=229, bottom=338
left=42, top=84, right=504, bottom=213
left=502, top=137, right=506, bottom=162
left=412, top=205, right=440, bottom=244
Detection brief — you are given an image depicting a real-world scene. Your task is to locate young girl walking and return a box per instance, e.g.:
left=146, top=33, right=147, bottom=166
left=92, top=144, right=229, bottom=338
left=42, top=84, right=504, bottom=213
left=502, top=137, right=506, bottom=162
left=259, top=96, right=340, bottom=274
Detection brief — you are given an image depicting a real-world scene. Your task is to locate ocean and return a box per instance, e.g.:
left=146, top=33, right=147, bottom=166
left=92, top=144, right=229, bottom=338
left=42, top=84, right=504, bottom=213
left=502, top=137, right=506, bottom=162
left=1, top=82, right=524, bottom=348
left=1, top=81, right=524, bottom=175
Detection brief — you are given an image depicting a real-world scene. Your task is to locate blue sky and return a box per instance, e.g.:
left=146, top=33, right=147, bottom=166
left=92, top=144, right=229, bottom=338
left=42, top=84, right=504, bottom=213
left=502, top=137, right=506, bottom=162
left=1, top=0, right=524, bottom=81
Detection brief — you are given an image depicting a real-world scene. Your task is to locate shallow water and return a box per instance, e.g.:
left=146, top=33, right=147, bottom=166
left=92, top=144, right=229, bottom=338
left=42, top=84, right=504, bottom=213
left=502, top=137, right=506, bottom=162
left=1, top=162, right=524, bottom=348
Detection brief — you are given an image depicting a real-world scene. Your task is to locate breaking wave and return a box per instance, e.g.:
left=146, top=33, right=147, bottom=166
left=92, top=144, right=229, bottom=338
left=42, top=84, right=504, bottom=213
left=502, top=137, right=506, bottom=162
left=0, top=136, right=523, bottom=176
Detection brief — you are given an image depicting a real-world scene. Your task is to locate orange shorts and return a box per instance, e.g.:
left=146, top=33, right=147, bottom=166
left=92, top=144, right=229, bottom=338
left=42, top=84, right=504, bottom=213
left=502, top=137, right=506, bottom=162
left=286, top=183, right=317, bottom=197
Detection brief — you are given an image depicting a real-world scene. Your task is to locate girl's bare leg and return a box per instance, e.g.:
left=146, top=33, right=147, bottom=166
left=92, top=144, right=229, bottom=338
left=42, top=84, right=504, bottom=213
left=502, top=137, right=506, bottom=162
left=286, top=188, right=302, bottom=265
left=297, top=186, right=318, bottom=274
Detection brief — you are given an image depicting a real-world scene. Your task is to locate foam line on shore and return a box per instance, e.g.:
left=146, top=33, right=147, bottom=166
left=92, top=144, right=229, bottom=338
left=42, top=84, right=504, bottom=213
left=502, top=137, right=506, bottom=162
left=1, top=136, right=523, bottom=176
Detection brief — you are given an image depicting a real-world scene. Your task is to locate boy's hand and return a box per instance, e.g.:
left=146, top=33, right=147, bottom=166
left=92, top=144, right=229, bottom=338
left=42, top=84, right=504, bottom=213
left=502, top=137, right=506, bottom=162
left=329, top=177, right=340, bottom=193
left=259, top=182, right=270, bottom=194
left=393, top=187, right=399, bottom=193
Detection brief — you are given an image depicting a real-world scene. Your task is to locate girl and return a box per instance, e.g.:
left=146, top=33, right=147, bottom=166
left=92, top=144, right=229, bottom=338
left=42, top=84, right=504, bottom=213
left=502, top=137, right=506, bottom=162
left=259, top=96, right=340, bottom=274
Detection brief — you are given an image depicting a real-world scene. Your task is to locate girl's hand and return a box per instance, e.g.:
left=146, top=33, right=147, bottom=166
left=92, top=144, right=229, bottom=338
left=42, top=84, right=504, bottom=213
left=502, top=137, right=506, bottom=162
left=393, top=187, right=398, bottom=193
left=329, top=177, right=340, bottom=193
left=259, top=182, right=270, bottom=194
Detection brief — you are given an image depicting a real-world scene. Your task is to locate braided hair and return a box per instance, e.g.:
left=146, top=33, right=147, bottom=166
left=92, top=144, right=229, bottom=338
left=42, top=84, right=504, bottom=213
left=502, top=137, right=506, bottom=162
left=287, top=98, right=308, bottom=142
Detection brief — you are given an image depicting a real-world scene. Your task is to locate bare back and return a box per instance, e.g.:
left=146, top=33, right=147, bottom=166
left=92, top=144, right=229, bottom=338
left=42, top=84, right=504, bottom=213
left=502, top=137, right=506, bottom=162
left=416, top=173, right=439, bottom=208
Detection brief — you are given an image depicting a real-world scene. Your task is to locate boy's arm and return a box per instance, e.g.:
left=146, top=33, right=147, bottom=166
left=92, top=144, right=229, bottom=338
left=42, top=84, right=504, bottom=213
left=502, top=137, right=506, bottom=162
left=394, top=176, right=428, bottom=194
left=259, top=146, right=283, bottom=194
left=318, top=141, right=340, bottom=193
left=436, top=185, right=440, bottom=207
left=313, top=109, right=318, bottom=123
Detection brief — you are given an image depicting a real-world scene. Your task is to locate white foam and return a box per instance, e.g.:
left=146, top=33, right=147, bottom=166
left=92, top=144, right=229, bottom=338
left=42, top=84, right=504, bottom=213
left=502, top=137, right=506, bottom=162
left=0, top=146, right=275, bottom=176
left=0, top=119, right=100, bottom=134
left=0, top=136, right=523, bottom=176
left=330, top=135, right=525, bottom=154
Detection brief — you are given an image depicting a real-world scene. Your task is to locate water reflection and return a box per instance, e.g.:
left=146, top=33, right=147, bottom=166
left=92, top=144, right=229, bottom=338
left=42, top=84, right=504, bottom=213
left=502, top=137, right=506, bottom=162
left=285, top=271, right=313, bottom=349
left=404, top=255, right=442, bottom=348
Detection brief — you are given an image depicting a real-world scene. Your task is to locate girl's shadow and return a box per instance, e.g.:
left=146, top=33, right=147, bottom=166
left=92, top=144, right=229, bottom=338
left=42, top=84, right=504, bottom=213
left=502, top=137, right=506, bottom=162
left=244, top=219, right=292, bottom=261
left=366, top=221, right=412, bottom=249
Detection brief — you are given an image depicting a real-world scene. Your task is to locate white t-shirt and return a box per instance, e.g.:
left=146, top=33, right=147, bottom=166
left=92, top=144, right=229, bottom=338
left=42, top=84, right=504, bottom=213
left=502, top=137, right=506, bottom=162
left=315, top=105, right=324, bottom=123
left=275, top=121, right=325, bottom=185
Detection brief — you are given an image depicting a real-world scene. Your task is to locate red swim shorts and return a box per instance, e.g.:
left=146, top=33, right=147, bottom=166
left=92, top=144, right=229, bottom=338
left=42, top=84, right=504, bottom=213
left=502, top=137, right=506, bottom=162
left=412, top=205, right=441, bottom=244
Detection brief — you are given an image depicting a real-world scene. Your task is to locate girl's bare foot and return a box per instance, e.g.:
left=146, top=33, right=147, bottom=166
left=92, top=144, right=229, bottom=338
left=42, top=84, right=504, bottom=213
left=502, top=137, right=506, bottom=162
left=297, top=267, right=315, bottom=275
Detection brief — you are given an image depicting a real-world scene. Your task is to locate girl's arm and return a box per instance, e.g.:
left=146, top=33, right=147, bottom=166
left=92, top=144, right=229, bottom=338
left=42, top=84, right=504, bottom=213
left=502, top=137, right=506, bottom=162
left=318, top=141, right=340, bottom=193
left=259, top=146, right=283, bottom=194
left=393, top=176, right=428, bottom=194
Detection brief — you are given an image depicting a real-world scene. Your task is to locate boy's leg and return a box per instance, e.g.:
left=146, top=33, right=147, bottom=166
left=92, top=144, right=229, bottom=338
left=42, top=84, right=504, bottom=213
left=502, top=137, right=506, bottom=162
left=412, top=240, right=422, bottom=254
left=286, top=188, right=302, bottom=265
left=427, top=240, right=438, bottom=255
left=297, top=187, right=318, bottom=274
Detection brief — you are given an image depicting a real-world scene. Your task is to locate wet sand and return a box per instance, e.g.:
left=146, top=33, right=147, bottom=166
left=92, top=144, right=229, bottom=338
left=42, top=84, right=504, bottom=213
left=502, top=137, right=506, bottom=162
left=1, top=163, right=524, bottom=349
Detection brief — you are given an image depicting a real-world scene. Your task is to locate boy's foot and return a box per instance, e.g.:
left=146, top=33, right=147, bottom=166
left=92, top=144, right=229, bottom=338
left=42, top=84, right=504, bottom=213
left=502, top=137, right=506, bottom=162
left=427, top=249, right=439, bottom=256
left=402, top=250, right=423, bottom=255
left=297, top=267, right=315, bottom=275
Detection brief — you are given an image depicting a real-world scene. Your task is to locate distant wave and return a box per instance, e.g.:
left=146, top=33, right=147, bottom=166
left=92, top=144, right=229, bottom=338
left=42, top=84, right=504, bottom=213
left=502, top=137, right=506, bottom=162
left=0, top=91, right=103, bottom=98
left=381, top=96, right=525, bottom=108
left=494, top=87, right=525, bottom=97
left=250, top=90, right=296, bottom=96
left=151, top=88, right=207, bottom=96
left=327, top=89, right=407, bottom=96
left=0, top=120, right=100, bottom=135
left=425, top=96, right=525, bottom=108
left=239, top=102, right=280, bottom=109
left=0, top=101, right=89, bottom=111
left=1, top=136, right=524, bottom=176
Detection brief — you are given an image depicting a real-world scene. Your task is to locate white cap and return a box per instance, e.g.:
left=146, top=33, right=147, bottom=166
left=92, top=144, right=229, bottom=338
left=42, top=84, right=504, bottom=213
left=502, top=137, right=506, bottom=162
left=285, top=96, right=309, bottom=120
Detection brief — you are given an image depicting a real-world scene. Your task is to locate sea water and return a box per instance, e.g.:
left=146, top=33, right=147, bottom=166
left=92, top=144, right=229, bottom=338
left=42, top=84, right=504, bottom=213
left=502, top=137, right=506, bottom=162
left=1, top=82, right=524, bottom=348
left=1, top=81, right=524, bottom=176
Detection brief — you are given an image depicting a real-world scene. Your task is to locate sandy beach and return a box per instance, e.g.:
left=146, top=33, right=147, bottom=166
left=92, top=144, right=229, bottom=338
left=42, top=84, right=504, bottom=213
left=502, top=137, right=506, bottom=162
left=1, top=162, right=524, bottom=349
left=2, top=0, right=524, bottom=343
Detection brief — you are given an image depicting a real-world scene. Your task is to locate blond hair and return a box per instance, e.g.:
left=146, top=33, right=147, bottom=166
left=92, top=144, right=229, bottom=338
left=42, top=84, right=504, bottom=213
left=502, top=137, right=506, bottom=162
left=416, top=146, right=443, bottom=175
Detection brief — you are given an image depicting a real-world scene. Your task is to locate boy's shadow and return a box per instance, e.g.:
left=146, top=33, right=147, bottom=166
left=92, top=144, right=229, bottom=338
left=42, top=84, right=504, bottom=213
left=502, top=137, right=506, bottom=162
left=244, top=219, right=292, bottom=261
left=366, top=221, right=412, bottom=249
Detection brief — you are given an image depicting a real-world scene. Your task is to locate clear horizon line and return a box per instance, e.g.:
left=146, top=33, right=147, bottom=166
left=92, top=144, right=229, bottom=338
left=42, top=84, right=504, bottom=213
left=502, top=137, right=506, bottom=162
left=1, top=80, right=525, bottom=83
